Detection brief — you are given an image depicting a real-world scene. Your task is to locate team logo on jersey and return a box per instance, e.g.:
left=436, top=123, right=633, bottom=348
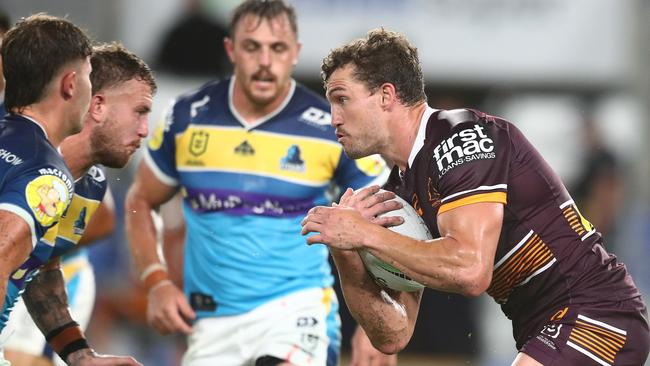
left=25, top=175, right=70, bottom=227
left=280, top=145, right=305, bottom=172
left=189, top=130, right=209, bottom=157
left=234, top=140, right=255, bottom=156
left=427, top=178, right=442, bottom=210
left=299, top=107, right=331, bottom=129
left=73, top=207, right=87, bottom=235
left=432, top=124, right=495, bottom=177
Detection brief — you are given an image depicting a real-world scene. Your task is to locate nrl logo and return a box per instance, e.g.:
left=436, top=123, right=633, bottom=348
left=189, top=130, right=209, bottom=157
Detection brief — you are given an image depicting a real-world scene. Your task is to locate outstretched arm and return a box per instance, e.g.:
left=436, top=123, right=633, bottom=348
left=23, top=258, right=141, bottom=365
left=125, top=161, right=195, bottom=335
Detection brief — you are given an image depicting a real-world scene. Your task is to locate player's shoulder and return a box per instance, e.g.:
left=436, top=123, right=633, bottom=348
left=429, top=108, right=512, bottom=138
left=279, top=82, right=336, bottom=139
left=0, top=115, right=68, bottom=172
left=165, top=78, right=229, bottom=130
left=74, top=165, right=108, bottom=200
left=174, top=78, right=227, bottom=107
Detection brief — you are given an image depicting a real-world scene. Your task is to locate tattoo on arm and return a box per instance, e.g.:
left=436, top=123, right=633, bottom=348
left=23, top=267, right=73, bottom=336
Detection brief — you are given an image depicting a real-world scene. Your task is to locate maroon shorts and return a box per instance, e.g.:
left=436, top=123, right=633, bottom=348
left=520, top=297, right=649, bottom=366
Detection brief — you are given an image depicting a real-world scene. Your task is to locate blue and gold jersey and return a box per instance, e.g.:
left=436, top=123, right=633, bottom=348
left=146, top=78, right=386, bottom=317
left=1, top=164, right=106, bottom=330
left=0, top=114, right=75, bottom=329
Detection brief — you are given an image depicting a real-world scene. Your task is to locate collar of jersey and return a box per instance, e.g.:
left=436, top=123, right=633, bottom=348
left=228, top=76, right=296, bottom=131
left=17, top=113, right=49, bottom=140
left=406, top=105, right=437, bottom=170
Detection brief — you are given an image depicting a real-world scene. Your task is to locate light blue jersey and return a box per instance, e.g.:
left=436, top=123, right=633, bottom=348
left=146, top=78, right=385, bottom=318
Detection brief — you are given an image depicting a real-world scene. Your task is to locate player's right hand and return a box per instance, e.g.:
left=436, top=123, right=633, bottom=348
left=147, top=281, right=196, bottom=335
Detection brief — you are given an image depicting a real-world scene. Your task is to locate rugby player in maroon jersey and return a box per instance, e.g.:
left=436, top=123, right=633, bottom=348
left=301, top=29, right=649, bottom=366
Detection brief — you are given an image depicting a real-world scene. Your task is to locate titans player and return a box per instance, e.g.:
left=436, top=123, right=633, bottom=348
left=125, top=1, right=395, bottom=365
left=0, top=37, right=151, bottom=366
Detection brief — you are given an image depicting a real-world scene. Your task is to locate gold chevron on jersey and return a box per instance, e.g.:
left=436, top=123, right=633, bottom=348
left=560, top=199, right=596, bottom=241
left=567, top=314, right=627, bottom=366
left=175, top=125, right=343, bottom=186
left=55, top=193, right=101, bottom=244
left=438, top=184, right=507, bottom=214
left=487, top=230, right=556, bottom=303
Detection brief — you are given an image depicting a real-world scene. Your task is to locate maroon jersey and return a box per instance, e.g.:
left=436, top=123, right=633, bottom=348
left=385, top=108, right=642, bottom=348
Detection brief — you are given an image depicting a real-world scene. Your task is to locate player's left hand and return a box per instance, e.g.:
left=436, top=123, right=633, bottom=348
left=338, top=186, right=403, bottom=227
left=349, top=326, right=398, bottom=366
left=66, top=348, right=142, bottom=366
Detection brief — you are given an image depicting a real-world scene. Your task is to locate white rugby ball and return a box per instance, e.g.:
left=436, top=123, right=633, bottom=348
left=358, top=190, right=432, bottom=292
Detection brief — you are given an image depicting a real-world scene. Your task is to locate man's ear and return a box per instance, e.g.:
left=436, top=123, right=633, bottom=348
left=224, top=37, right=235, bottom=63
left=379, top=83, right=397, bottom=109
left=60, top=70, right=77, bottom=100
left=87, top=93, right=105, bottom=122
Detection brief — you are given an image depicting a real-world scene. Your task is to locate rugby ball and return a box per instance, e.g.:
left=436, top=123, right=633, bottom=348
left=358, top=191, right=432, bottom=292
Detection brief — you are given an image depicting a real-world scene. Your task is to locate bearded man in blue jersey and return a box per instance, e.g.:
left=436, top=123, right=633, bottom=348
left=0, top=14, right=141, bottom=366
left=125, top=1, right=397, bottom=365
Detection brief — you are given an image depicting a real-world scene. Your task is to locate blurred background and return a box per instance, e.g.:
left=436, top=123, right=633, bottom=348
left=1, top=0, right=649, bottom=365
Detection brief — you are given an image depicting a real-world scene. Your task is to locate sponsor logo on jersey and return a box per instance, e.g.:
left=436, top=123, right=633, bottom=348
left=25, top=175, right=70, bottom=227
left=432, top=124, right=495, bottom=176
left=234, top=140, right=255, bottom=156
left=280, top=145, right=305, bottom=172
left=0, top=148, right=23, bottom=166
left=299, top=107, right=331, bottom=129
left=189, top=130, right=209, bottom=157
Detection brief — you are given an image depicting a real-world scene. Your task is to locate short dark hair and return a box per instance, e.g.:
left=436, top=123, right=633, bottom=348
left=1, top=13, right=92, bottom=111
left=91, top=42, right=157, bottom=95
left=321, top=28, right=426, bottom=107
left=229, top=0, right=297, bottom=39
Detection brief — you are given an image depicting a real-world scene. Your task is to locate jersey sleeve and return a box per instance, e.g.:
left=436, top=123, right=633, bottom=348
left=334, top=152, right=388, bottom=190
left=144, top=99, right=181, bottom=187
left=434, top=120, right=509, bottom=214
left=0, top=167, right=73, bottom=247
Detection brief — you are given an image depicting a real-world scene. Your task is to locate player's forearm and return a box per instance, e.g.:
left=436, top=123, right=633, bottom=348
left=362, top=228, right=488, bottom=297
left=22, top=265, right=73, bottom=336
left=125, top=188, right=163, bottom=272
left=330, top=249, right=415, bottom=354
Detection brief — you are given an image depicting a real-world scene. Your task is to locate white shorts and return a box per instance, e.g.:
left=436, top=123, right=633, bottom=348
left=182, top=287, right=341, bottom=366
left=1, top=256, right=95, bottom=366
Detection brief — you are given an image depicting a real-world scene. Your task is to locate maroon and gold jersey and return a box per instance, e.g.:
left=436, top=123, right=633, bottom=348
left=385, top=108, right=642, bottom=348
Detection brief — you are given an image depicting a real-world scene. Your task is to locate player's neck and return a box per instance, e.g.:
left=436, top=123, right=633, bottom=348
left=386, top=102, right=427, bottom=172
left=18, top=102, right=70, bottom=148
left=231, top=81, right=290, bottom=124
left=59, top=129, right=93, bottom=179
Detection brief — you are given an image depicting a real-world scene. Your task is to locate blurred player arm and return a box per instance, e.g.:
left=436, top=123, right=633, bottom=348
left=0, top=211, right=34, bottom=308
left=125, top=162, right=195, bottom=334
left=23, top=258, right=142, bottom=365
left=78, top=187, right=115, bottom=245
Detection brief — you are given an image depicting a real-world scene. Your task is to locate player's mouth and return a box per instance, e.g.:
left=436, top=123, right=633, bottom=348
left=251, top=71, right=276, bottom=88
